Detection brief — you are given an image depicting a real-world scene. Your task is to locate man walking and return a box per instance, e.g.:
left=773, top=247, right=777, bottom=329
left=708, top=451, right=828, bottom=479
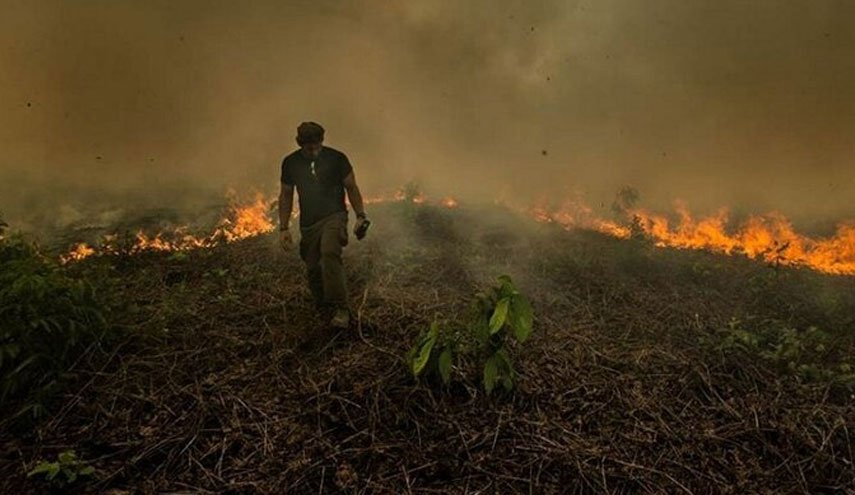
left=278, top=122, right=369, bottom=328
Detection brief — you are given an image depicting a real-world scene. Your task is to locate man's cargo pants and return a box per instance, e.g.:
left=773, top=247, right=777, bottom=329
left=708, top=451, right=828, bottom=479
left=299, top=211, right=348, bottom=309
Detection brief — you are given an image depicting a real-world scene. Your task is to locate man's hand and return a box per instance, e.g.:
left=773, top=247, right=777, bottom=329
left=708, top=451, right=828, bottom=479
left=279, top=229, right=293, bottom=250
left=354, top=216, right=370, bottom=240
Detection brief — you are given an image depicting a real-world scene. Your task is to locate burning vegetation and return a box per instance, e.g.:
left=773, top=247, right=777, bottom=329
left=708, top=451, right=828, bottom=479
left=61, top=193, right=276, bottom=263
left=61, top=188, right=855, bottom=277
left=532, top=200, right=855, bottom=276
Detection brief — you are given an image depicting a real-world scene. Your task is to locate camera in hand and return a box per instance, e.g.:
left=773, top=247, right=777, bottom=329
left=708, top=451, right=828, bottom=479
left=355, top=218, right=371, bottom=240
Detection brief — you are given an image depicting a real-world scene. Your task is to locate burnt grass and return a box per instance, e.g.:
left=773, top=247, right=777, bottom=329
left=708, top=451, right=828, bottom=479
left=2, top=202, right=854, bottom=494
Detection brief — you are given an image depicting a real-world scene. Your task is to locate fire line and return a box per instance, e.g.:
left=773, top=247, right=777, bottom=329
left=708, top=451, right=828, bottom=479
left=61, top=191, right=854, bottom=276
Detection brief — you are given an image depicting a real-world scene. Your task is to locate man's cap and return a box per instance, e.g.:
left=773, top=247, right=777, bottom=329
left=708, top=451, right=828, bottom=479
left=296, top=121, right=325, bottom=145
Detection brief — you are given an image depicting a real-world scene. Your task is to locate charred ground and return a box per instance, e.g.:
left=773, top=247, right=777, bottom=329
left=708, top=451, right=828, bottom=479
left=1, top=201, right=853, bottom=493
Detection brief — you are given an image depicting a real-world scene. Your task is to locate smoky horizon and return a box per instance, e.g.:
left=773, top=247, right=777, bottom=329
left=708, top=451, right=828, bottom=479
left=1, top=0, right=853, bottom=229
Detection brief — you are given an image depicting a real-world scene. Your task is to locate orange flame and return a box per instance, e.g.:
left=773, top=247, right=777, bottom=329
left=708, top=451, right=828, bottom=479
left=528, top=200, right=631, bottom=239
left=62, top=189, right=460, bottom=262
left=214, top=194, right=275, bottom=242
left=523, top=198, right=853, bottom=275
left=630, top=205, right=855, bottom=275
left=441, top=197, right=459, bottom=208
left=61, top=242, right=96, bottom=263
left=60, top=188, right=853, bottom=276
left=62, top=193, right=274, bottom=263
left=362, top=189, right=458, bottom=208
left=63, top=189, right=460, bottom=263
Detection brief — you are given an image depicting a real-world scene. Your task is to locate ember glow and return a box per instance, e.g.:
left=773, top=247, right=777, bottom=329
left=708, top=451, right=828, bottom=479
left=61, top=193, right=274, bottom=263
left=62, top=242, right=96, bottom=263
left=61, top=189, right=854, bottom=276
left=61, top=189, right=455, bottom=263
left=631, top=206, right=855, bottom=276
left=531, top=200, right=855, bottom=276
left=363, top=189, right=458, bottom=208
left=441, top=197, right=459, bottom=209
left=528, top=199, right=631, bottom=240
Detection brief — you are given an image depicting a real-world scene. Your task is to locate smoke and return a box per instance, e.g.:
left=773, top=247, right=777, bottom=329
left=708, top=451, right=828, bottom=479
left=1, top=0, right=853, bottom=229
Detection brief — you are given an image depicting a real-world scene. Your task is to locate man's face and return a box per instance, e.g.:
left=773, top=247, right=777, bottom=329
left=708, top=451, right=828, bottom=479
left=301, top=141, right=323, bottom=159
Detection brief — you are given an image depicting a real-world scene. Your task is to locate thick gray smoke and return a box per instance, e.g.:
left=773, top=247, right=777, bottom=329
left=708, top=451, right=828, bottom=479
left=1, top=0, right=853, bottom=229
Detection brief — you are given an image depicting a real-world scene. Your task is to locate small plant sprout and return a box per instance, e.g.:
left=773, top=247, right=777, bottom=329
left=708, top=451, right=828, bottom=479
left=27, top=450, right=95, bottom=487
left=407, top=275, right=534, bottom=395
left=473, top=275, right=534, bottom=394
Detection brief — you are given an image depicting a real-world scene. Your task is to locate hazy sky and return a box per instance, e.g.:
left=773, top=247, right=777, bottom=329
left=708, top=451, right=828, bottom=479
left=1, top=0, right=853, bottom=223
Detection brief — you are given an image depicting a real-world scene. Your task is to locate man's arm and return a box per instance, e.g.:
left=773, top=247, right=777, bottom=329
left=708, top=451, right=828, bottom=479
left=278, top=182, right=295, bottom=250
left=343, top=171, right=366, bottom=218
left=279, top=182, right=294, bottom=229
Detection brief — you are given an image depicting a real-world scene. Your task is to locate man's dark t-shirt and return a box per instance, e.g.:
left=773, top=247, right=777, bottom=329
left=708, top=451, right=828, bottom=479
left=281, top=146, right=353, bottom=228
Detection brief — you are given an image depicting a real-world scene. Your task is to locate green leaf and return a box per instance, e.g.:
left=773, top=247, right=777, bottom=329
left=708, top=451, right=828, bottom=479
left=509, top=294, right=534, bottom=342
left=46, top=462, right=61, bottom=480
left=489, top=298, right=510, bottom=334
left=407, top=322, right=437, bottom=371
left=78, top=465, right=95, bottom=476
left=411, top=328, right=437, bottom=377
left=406, top=334, right=425, bottom=363
left=429, top=321, right=440, bottom=338
left=498, top=278, right=518, bottom=298
left=483, top=356, right=498, bottom=394
left=27, top=461, right=57, bottom=478
left=438, top=347, right=453, bottom=384
left=58, top=450, right=76, bottom=464
left=495, top=350, right=516, bottom=391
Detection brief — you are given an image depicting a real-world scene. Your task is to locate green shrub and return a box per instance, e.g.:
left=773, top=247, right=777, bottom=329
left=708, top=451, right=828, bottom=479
left=472, top=275, right=533, bottom=393
left=713, top=318, right=854, bottom=386
left=408, top=275, right=534, bottom=395
left=27, top=450, right=95, bottom=487
left=0, top=233, right=110, bottom=417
